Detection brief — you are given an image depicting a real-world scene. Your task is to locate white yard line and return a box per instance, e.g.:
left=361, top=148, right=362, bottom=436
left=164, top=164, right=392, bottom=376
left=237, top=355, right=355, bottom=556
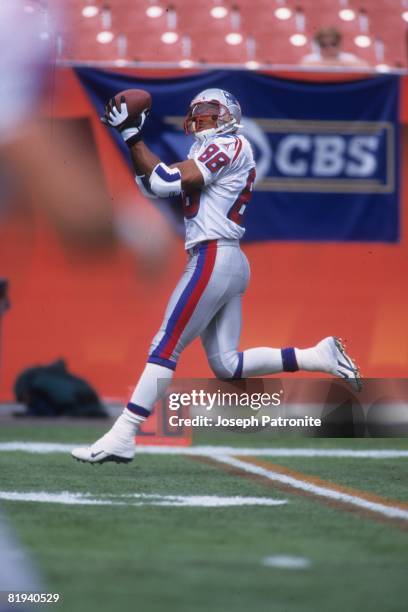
left=0, top=491, right=127, bottom=506
left=0, top=442, right=407, bottom=458
left=261, top=555, right=311, bottom=569
left=211, top=454, right=408, bottom=521
left=0, top=490, right=287, bottom=508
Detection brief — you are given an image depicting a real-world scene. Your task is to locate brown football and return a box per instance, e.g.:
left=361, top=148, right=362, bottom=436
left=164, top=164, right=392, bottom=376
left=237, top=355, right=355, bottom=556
left=113, top=89, right=152, bottom=118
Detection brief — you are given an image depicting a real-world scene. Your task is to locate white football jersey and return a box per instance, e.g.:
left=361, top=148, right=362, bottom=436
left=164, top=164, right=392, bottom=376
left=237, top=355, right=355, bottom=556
left=183, top=133, right=256, bottom=249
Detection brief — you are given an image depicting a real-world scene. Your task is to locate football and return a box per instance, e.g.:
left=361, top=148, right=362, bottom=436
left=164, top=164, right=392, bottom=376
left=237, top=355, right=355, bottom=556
left=112, top=89, right=152, bottom=118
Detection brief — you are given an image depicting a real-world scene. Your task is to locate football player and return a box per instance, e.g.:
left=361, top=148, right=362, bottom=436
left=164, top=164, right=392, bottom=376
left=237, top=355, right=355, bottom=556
left=72, top=88, right=361, bottom=464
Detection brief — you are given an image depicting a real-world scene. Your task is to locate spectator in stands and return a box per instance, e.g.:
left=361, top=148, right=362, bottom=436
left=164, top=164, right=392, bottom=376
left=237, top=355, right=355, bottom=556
left=301, top=27, right=369, bottom=68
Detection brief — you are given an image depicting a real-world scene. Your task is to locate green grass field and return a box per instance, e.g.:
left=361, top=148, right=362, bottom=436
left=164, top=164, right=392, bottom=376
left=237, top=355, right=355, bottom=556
left=0, top=422, right=407, bottom=612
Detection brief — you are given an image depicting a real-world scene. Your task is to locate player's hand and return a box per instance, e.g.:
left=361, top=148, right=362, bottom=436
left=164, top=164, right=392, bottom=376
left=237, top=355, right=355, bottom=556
left=101, top=95, right=149, bottom=146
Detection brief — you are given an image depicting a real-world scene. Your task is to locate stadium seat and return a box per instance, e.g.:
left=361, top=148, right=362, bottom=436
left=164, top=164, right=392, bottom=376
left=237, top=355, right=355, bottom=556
left=50, top=0, right=407, bottom=67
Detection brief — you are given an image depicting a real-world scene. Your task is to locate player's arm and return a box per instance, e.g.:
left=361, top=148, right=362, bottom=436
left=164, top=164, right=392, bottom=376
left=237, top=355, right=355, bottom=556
left=102, top=96, right=203, bottom=198
left=129, top=141, right=203, bottom=192
left=170, top=160, right=204, bottom=191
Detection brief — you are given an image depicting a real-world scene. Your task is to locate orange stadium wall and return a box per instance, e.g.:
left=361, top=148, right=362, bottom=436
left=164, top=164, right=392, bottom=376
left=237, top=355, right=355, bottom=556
left=0, top=68, right=407, bottom=402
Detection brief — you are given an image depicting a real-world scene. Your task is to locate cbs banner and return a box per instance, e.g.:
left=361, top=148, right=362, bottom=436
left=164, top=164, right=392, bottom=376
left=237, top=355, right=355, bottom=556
left=77, top=68, right=400, bottom=242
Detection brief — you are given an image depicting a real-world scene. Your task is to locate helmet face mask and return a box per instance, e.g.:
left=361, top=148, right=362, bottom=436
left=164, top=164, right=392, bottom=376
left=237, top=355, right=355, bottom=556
left=184, top=88, right=242, bottom=141
left=184, top=100, right=232, bottom=136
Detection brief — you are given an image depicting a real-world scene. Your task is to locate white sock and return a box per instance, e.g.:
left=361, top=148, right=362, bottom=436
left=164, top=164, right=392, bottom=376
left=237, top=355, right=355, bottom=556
left=295, top=346, right=322, bottom=371
left=130, top=362, right=174, bottom=408
left=106, top=409, right=144, bottom=440
left=105, top=363, right=174, bottom=438
left=241, top=345, right=325, bottom=376
left=242, top=348, right=283, bottom=376
left=124, top=362, right=174, bottom=425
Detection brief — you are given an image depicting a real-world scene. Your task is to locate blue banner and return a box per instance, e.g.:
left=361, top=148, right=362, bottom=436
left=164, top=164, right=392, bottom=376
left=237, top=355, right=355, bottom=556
left=76, top=68, right=400, bottom=242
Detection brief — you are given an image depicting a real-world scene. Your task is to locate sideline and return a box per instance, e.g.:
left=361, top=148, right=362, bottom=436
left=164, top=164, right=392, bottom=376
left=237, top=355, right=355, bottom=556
left=0, top=442, right=408, bottom=458
left=210, top=454, right=408, bottom=522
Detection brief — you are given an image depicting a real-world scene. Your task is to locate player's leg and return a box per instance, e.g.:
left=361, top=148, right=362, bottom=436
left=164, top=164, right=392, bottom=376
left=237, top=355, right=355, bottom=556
left=241, top=338, right=361, bottom=388
left=122, top=251, right=209, bottom=426
left=202, top=292, right=284, bottom=378
left=70, top=360, right=173, bottom=464
left=72, top=241, right=230, bottom=463
left=203, top=298, right=361, bottom=388
left=122, top=241, right=224, bottom=419
left=201, top=294, right=244, bottom=379
left=202, top=251, right=360, bottom=387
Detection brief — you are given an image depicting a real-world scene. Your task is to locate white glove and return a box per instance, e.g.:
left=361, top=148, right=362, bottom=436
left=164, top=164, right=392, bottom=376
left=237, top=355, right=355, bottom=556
left=101, top=95, right=149, bottom=146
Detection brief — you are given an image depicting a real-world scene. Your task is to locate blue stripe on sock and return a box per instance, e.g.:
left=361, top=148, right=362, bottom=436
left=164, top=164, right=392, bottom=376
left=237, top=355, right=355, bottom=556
left=126, top=403, right=151, bottom=418
left=281, top=347, right=299, bottom=372
left=147, top=356, right=177, bottom=370
left=233, top=352, right=244, bottom=379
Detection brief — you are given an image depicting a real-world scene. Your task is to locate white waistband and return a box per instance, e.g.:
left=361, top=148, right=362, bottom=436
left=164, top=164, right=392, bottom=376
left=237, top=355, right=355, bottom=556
left=186, top=238, right=240, bottom=256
